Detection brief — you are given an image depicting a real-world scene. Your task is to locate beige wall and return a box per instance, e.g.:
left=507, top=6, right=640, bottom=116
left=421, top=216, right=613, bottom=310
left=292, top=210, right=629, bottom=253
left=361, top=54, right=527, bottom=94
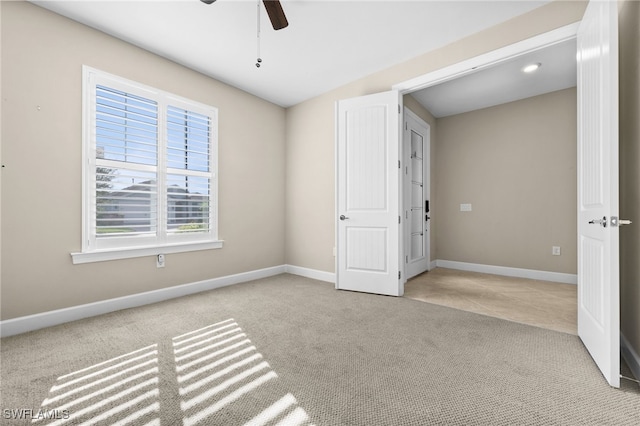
left=285, top=0, right=587, bottom=273
left=619, top=0, right=640, bottom=364
left=0, top=1, right=286, bottom=320
left=435, top=89, right=577, bottom=274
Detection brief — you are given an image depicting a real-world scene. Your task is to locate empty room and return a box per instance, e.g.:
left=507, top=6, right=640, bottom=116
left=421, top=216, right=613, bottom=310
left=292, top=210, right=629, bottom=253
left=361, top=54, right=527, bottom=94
left=2, top=1, right=639, bottom=425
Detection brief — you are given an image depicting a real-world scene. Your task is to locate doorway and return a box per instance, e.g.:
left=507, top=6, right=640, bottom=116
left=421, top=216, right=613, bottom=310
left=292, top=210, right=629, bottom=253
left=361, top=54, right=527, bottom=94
left=392, top=4, right=620, bottom=388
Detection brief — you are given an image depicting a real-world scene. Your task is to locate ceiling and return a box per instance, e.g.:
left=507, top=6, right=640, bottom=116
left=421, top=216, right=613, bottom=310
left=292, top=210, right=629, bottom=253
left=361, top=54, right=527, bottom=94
left=411, top=38, right=577, bottom=117
left=31, top=0, right=560, bottom=109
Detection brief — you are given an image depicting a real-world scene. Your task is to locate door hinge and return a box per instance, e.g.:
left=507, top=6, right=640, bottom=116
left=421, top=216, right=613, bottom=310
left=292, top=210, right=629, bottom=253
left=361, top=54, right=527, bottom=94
left=398, top=216, right=401, bottom=224
left=405, top=122, right=408, bottom=130
left=398, top=160, right=401, bottom=169
left=398, top=271, right=401, bottom=279
left=398, top=104, right=401, bottom=114
left=405, top=255, right=408, bottom=263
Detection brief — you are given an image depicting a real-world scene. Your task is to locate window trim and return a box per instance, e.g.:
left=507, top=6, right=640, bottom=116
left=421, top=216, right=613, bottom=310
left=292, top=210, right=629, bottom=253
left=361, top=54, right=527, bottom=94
left=72, top=66, right=222, bottom=264
left=71, top=240, right=223, bottom=264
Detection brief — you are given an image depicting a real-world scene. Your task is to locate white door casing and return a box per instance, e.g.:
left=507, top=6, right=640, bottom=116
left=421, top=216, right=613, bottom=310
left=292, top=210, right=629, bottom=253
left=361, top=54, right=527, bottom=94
left=403, top=109, right=431, bottom=279
left=336, top=91, right=403, bottom=296
left=577, top=0, right=620, bottom=388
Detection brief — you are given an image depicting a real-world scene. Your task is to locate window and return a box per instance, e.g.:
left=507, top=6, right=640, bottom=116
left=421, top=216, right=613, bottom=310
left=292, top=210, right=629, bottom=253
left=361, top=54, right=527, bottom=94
left=72, top=67, right=221, bottom=264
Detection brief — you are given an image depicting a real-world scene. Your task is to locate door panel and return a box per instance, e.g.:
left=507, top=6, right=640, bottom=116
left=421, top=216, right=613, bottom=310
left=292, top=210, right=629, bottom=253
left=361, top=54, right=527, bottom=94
left=336, top=91, right=402, bottom=296
left=346, top=227, right=388, bottom=272
left=577, top=0, right=619, bottom=388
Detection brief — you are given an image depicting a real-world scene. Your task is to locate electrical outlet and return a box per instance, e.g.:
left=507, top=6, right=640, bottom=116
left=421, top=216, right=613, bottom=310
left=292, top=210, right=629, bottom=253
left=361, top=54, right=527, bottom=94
left=460, top=203, right=472, bottom=212
left=157, top=254, right=165, bottom=268
left=552, top=246, right=561, bottom=256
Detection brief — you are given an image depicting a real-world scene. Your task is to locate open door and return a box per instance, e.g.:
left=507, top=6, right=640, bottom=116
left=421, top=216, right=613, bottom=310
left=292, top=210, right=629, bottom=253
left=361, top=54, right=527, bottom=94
left=577, top=0, right=620, bottom=388
left=336, top=91, right=403, bottom=296
left=403, top=109, right=431, bottom=279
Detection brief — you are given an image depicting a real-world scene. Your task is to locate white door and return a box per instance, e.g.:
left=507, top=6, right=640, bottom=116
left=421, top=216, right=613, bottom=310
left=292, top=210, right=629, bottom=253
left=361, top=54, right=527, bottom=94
left=403, top=110, right=431, bottom=279
left=577, top=0, right=620, bottom=388
left=336, top=90, right=403, bottom=296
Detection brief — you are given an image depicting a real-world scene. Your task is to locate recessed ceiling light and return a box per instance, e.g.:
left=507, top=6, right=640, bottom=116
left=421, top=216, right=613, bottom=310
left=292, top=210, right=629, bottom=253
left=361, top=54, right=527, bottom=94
left=523, top=63, right=542, bottom=73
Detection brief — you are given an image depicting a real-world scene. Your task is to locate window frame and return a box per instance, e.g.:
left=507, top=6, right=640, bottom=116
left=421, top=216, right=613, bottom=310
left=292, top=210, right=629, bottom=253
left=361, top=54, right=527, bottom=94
left=71, top=66, right=222, bottom=264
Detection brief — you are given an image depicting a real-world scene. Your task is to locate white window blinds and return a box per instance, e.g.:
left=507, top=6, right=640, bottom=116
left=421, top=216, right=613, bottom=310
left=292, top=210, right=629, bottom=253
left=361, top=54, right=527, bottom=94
left=82, top=67, right=218, bottom=254
left=166, top=106, right=211, bottom=234
left=95, top=86, right=159, bottom=239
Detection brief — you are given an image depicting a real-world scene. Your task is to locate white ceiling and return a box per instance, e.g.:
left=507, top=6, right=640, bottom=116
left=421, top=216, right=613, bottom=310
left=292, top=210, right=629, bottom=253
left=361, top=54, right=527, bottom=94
left=31, top=0, right=557, bottom=108
left=411, top=38, right=577, bottom=117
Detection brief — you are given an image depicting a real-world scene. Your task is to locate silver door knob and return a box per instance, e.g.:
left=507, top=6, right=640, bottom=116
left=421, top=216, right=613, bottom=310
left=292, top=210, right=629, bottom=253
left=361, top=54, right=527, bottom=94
left=339, top=215, right=349, bottom=221
left=611, top=216, right=632, bottom=227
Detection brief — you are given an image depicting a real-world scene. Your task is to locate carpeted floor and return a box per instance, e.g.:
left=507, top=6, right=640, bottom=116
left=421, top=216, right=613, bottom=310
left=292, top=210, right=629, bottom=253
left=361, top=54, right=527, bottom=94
left=1, top=274, right=639, bottom=425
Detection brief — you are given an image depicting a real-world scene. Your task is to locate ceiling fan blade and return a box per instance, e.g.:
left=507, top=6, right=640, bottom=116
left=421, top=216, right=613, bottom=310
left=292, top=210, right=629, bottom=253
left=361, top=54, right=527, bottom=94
left=200, top=0, right=217, bottom=4
left=262, top=0, right=289, bottom=30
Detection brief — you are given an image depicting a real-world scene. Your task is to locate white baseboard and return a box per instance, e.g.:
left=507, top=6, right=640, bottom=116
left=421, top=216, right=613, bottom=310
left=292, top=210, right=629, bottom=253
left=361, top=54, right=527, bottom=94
left=0, top=265, right=286, bottom=338
left=285, top=264, right=336, bottom=283
left=0, top=260, right=576, bottom=338
left=621, top=333, right=640, bottom=382
left=435, top=260, right=578, bottom=284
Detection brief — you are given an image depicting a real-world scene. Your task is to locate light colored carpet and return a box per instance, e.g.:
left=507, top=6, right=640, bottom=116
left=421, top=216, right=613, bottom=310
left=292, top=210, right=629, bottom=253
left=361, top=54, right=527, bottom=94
left=1, top=274, right=639, bottom=425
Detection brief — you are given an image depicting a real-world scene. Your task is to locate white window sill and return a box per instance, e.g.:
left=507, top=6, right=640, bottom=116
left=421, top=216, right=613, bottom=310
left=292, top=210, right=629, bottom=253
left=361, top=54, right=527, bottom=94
left=70, top=240, right=224, bottom=264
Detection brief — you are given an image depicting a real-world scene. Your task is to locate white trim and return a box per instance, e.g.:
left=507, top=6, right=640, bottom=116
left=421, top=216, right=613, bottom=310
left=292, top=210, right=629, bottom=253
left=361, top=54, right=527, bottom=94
left=0, top=265, right=285, bottom=338
left=285, top=265, right=336, bottom=283
left=393, top=22, right=580, bottom=94
left=334, top=100, right=340, bottom=290
left=621, top=333, right=640, bottom=382
left=435, top=260, right=577, bottom=284
left=71, top=240, right=224, bottom=264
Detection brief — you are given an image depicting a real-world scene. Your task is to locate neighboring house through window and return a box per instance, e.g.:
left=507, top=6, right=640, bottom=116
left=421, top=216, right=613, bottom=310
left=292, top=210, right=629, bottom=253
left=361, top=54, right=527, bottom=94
left=72, top=66, right=221, bottom=264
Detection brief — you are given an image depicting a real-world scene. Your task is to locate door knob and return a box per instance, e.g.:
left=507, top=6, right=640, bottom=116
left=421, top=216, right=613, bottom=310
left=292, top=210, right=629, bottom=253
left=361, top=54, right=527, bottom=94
left=611, top=216, right=632, bottom=227
left=339, top=215, right=349, bottom=221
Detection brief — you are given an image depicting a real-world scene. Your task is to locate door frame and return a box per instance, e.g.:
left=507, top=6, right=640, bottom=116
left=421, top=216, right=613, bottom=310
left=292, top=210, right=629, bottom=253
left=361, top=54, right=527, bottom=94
left=393, top=23, right=580, bottom=94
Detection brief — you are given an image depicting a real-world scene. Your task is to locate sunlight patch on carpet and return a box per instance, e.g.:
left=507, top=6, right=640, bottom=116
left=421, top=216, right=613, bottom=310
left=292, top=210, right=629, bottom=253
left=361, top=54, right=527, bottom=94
left=173, top=319, right=314, bottom=426
left=32, top=345, right=160, bottom=425
left=33, top=319, right=313, bottom=425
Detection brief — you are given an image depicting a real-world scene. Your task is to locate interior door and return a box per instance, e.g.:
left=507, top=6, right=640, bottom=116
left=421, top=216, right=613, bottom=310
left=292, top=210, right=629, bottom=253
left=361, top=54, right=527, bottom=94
left=404, top=110, right=431, bottom=279
left=336, top=90, right=402, bottom=296
left=577, top=0, right=620, bottom=388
